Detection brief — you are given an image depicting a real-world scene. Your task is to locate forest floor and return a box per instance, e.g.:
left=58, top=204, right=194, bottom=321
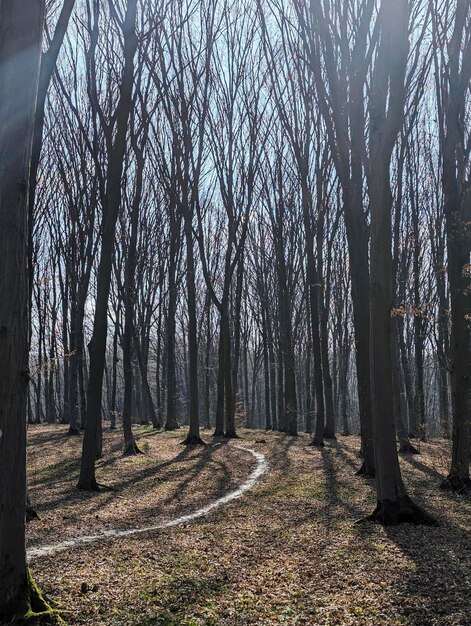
left=26, top=424, right=471, bottom=626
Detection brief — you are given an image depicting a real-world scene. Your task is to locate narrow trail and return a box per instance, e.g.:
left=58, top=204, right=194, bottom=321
left=27, top=445, right=268, bottom=561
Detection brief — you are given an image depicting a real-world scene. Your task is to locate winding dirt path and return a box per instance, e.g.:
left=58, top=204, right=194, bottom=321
left=27, top=444, right=268, bottom=561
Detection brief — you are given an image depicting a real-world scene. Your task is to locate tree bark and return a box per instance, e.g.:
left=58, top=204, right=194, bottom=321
left=0, top=2, right=45, bottom=620
left=78, top=0, right=138, bottom=490
left=366, top=0, right=434, bottom=525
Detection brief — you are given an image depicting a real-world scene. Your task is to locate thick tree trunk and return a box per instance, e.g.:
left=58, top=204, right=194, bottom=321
left=0, top=2, right=46, bottom=621
left=366, top=0, right=434, bottom=525
left=344, top=207, right=375, bottom=475
left=439, top=1, right=471, bottom=490
left=369, top=158, right=432, bottom=524
left=442, top=221, right=471, bottom=490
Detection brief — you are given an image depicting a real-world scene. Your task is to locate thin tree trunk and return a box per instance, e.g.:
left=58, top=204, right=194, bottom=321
left=78, top=0, right=138, bottom=490
left=182, top=217, right=205, bottom=445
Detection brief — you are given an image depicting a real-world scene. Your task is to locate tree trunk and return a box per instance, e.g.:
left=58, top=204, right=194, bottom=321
left=0, top=2, right=46, bottom=620
left=182, top=217, right=205, bottom=445
left=262, top=308, right=272, bottom=430
left=204, top=291, right=212, bottom=429
left=366, top=0, right=434, bottom=525
left=165, top=208, right=180, bottom=430
left=213, top=314, right=226, bottom=436
left=78, top=0, right=138, bottom=490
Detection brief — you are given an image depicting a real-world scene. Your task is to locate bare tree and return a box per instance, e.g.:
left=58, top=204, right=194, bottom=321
left=0, top=2, right=51, bottom=621
left=78, top=0, right=139, bottom=490
left=433, top=0, right=471, bottom=491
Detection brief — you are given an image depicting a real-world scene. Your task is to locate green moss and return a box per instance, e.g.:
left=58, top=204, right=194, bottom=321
left=19, top=570, right=67, bottom=625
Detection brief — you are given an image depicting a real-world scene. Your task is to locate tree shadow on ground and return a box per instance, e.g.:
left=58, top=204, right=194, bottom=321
left=31, top=439, right=233, bottom=518
left=383, top=520, right=471, bottom=624
left=320, top=444, right=369, bottom=518
left=329, top=439, right=371, bottom=477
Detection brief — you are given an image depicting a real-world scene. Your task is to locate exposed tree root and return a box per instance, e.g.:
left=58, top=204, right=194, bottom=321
left=224, top=431, right=240, bottom=439
left=181, top=435, right=207, bottom=446
left=26, top=505, right=40, bottom=523
left=3, top=570, right=67, bottom=625
left=399, top=442, right=420, bottom=455
left=91, top=482, right=117, bottom=492
left=356, top=461, right=375, bottom=478
left=440, top=475, right=471, bottom=493
left=122, top=440, right=144, bottom=456
left=26, top=494, right=39, bottom=523
left=76, top=478, right=101, bottom=492
left=360, top=495, right=438, bottom=526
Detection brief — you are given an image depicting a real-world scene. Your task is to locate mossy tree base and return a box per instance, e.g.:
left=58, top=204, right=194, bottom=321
left=363, top=495, right=438, bottom=526
left=181, top=435, right=206, bottom=446
left=440, top=475, right=471, bottom=493
left=1, top=570, right=66, bottom=625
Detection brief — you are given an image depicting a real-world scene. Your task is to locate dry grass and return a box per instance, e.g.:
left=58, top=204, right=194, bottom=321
left=26, top=425, right=471, bottom=626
